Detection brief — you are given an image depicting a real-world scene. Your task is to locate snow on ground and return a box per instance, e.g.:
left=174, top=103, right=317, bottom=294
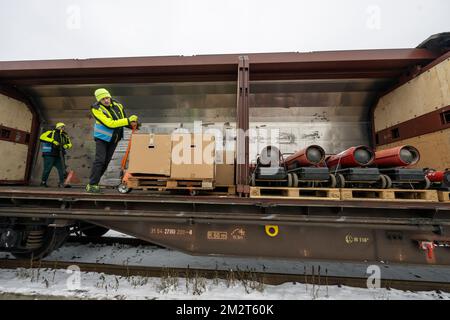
left=0, top=267, right=449, bottom=300
left=1, top=231, right=450, bottom=299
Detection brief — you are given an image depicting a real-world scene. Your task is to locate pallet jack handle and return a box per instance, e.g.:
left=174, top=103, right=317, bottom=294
left=120, top=122, right=138, bottom=178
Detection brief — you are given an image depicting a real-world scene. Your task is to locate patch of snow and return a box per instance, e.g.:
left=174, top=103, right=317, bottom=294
left=0, top=268, right=448, bottom=300
left=3, top=242, right=450, bottom=284
left=103, top=230, right=134, bottom=238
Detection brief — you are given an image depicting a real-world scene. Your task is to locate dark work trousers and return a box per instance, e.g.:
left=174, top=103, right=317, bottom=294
left=42, top=155, right=65, bottom=184
left=89, top=138, right=118, bottom=185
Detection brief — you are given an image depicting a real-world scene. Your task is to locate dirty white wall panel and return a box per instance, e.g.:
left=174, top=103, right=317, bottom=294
left=0, top=93, right=33, bottom=181
left=0, top=94, right=33, bottom=132
left=0, top=141, right=28, bottom=181
left=374, top=58, right=450, bottom=131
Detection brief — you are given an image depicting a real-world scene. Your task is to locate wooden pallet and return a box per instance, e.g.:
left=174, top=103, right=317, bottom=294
left=438, top=191, right=450, bottom=202
left=127, top=175, right=168, bottom=189
left=211, top=185, right=236, bottom=195
left=127, top=174, right=214, bottom=190
left=249, top=187, right=340, bottom=200
left=340, top=188, right=439, bottom=202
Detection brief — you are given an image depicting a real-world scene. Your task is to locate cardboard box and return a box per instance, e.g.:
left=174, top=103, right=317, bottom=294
left=127, top=134, right=172, bottom=176
left=215, top=164, right=235, bottom=186
left=214, top=148, right=235, bottom=186
left=170, top=133, right=215, bottom=180
left=215, top=147, right=235, bottom=165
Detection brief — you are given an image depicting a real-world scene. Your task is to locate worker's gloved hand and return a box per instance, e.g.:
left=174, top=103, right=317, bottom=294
left=129, top=115, right=138, bottom=123
left=63, top=144, right=70, bottom=149
left=52, top=140, right=60, bottom=146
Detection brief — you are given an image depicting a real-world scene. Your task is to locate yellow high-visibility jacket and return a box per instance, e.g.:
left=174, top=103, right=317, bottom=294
left=91, top=100, right=129, bottom=143
left=40, top=130, right=72, bottom=156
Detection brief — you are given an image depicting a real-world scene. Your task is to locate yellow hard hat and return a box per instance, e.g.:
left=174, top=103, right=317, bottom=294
left=55, top=122, right=66, bottom=129
left=95, top=88, right=112, bottom=102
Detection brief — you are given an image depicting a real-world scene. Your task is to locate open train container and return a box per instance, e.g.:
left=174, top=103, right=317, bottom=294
left=0, top=33, right=450, bottom=264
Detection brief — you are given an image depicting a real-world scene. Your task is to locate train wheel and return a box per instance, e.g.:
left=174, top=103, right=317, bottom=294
left=328, top=174, right=337, bottom=188
left=336, top=174, right=346, bottom=188
left=118, top=183, right=131, bottom=194
left=383, top=175, right=392, bottom=189
left=12, top=227, right=69, bottom=261
left=292, top=173, right=299, bottom=188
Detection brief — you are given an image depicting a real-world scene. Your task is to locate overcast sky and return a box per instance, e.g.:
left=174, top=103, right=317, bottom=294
left=0, top=0, right=449, bottom=61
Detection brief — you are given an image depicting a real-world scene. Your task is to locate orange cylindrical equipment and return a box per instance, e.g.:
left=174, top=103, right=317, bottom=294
left=326, top=145, right=374, bottom=169
left=374, top=145, right=420, bottom=168
left=425, top=169, right=450, bottom=183
left=283, top=145, right=325, bottom=168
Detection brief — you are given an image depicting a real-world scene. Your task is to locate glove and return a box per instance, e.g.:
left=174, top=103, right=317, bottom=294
left=63, top=144, right=70, bottom=149
left=129, top=115, right=138, bottom=123
left=52, top=140, right=60, bottom=146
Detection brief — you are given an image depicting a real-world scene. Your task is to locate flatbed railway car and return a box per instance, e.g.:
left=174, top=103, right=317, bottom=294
left=0, top=33, right=450, bottom=265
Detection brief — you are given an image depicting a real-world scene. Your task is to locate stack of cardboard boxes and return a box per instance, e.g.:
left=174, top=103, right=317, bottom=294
left=127, top=134, right=172, bottom=176
left=127, top=133, right=235, bottom=187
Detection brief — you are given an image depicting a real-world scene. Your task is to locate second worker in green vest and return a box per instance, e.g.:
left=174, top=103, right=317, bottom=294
left=86, top=88, right=138, bottom=193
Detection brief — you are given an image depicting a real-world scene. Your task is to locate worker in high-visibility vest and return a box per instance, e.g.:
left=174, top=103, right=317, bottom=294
left=40, top=122, right=72, bottom=187
left=86, top=88, right=138, bottom=193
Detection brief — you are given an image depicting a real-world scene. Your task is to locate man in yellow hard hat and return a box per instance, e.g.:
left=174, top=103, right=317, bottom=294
left=86, top=88, right=138, bottom=193
left=40, top=122, right=72, bottom=187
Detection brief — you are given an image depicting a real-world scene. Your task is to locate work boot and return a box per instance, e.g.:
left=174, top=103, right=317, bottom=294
left=86, top=184, right=100, bottom=193
left=40, top=181, right=48, bottom=188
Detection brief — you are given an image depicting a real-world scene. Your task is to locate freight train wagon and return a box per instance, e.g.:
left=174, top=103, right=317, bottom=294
left=0, top=33, right=450, bottom=264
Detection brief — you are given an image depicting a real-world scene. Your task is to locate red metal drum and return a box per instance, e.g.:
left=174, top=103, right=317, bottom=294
left=425, top=169, right=450, bottom=184
left=283, top=145, right=325, bottom=168
left=326, top=146, right=374, bottom=169
left=374, top=145, right=420, bottom=168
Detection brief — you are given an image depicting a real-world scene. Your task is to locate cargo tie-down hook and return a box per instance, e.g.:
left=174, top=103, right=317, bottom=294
left=265, top=225, right=279, bottom=237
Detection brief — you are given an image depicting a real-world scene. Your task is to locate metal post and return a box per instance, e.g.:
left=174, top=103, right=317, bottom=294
left=236, top=56, right=250, bottom=196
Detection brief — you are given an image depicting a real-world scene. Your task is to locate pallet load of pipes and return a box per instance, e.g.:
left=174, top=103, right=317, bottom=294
left=325, top=145, right=386, bottom=188
left=373, top=145, right=430, bottom=189
left=282, top=145, right=336, bottom=187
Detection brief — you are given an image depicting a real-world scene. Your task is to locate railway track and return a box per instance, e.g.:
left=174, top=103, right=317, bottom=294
left=1, top=257, right=450, bottom=293
left=2, top=236, right=450, bottom=294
